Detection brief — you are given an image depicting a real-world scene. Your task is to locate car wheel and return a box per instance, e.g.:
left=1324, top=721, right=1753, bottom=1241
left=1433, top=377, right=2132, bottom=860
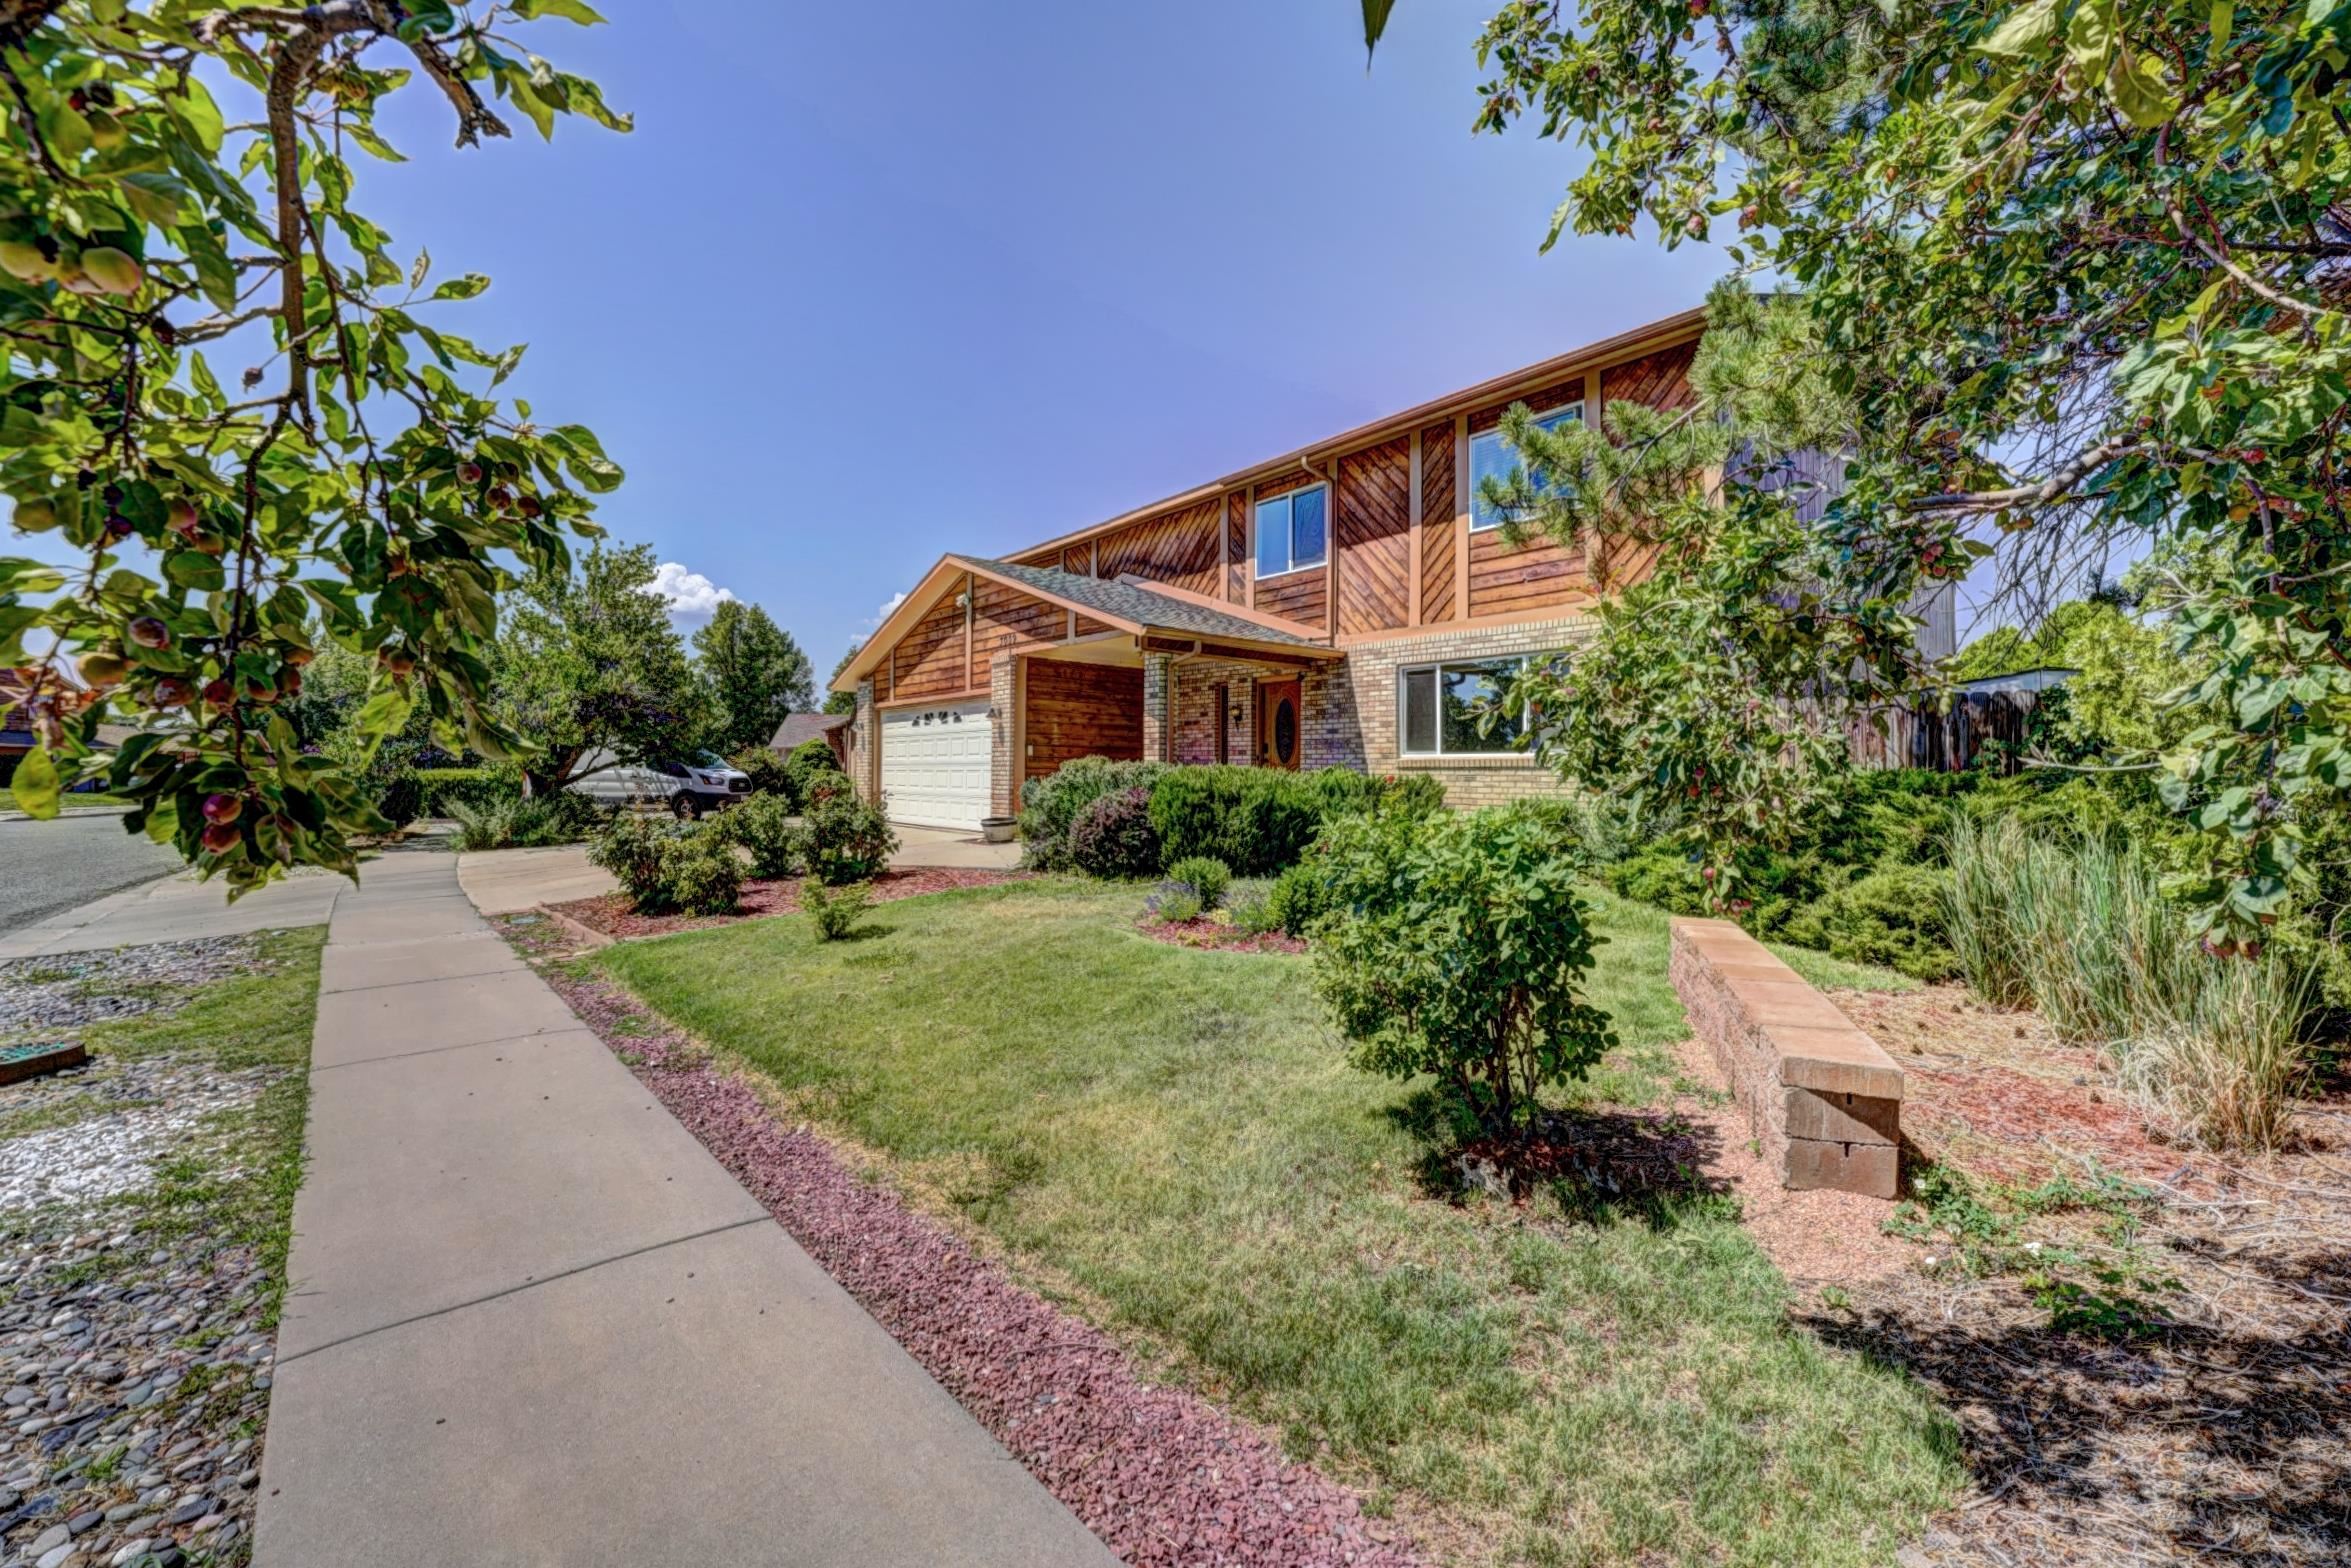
left=671, top=794, right=701, bottom=822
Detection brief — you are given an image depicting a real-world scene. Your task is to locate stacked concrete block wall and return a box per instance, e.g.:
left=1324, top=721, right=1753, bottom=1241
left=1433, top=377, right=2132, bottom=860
left=1667, top=918, right=1904, bottom=1198
left=1330, top=616, right=1601, bottom=808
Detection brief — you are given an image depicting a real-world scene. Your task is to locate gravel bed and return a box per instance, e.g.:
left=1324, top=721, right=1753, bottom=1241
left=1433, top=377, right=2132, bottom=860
left=0, top=1224, right=277, bottom=1568
left=541, top=962, right=1425, bottom=1568
left=0, top=1064, right=271, bottom=1215
left=0, top=940, right=266, bottom=1041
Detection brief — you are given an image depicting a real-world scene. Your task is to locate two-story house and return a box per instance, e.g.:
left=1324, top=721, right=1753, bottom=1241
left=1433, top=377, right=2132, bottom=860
left=829, top=306, right=1708, bottom=832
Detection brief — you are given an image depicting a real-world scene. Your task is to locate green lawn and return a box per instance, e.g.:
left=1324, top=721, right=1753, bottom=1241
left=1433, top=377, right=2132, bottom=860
left=599, top=881, right=1962, bottom=1567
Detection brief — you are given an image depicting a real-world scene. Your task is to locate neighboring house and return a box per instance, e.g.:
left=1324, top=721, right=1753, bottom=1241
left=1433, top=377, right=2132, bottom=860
left=1956, top=666, right=2077, bottom=696
left=831, top=308, right=1715, bottom=831
left=768, top=711, right=852, bottom=770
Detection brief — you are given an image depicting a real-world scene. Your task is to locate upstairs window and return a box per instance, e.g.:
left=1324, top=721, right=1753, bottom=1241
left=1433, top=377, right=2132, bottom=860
left=1469, top=403, right=1584, bottom=530
left=1254, top=484, right=1329, bottom=578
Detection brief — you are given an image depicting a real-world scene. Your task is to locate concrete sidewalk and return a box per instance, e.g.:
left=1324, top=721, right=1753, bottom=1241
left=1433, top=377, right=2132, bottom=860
left=256, top=852, right=1112, bottom=1568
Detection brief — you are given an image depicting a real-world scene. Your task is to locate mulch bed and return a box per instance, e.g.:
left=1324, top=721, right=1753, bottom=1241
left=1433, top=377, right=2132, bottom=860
left=1135, top=918, right=1307, bottom=956
left=528, top=958, right=1423, bottom=1568
left=1788, top=983, right=2351, bottom=1568
left=547, top=867, right=1026, bottom=940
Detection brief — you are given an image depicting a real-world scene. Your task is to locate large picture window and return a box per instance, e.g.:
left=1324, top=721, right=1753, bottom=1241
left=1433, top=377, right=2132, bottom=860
left=1399, top=659, right=1529, bottom=757
left=1254, top=484, right=1329, bottom=578
left=1469, top=403, right=1583, bottom=530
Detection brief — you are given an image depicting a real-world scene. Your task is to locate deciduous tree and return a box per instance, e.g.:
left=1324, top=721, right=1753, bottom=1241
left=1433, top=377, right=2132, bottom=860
left=1, top=0, right=627, bottom=889
left=693, top=599, right=811, bottom=755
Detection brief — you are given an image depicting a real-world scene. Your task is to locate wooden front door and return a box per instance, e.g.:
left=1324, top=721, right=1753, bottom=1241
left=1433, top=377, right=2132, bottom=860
left=1256, top=678, right=1302, bottom=769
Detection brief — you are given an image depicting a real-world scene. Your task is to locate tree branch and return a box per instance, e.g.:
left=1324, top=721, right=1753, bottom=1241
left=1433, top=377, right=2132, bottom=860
left=1903, top=438, right=2145, bottom=518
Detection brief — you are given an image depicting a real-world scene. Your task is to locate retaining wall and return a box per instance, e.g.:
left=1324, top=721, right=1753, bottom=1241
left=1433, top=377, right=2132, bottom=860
left=1668, top=918, right=1904, bottom=1199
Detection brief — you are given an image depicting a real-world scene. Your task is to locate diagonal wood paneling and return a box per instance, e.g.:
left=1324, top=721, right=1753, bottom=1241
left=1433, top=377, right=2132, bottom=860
left=1062, top=544, right=1109, bottom=636
left=968, top=577, right=1065, bottom=688
left=1600, top=340, right=1699, bottom=432
left=1336, top=435, right=1412, bottom=635
left=1419, top=421, right=1457, bottom=624
left=890, top=588, right=968, bottom=699
left=1225, top=493, right=1248, bottom=602
left=1096, top=497, right=1222, bottom=597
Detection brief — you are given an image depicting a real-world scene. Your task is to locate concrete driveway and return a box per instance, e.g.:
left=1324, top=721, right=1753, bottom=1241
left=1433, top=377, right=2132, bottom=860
left=456, top=823, right=1020, bottom=915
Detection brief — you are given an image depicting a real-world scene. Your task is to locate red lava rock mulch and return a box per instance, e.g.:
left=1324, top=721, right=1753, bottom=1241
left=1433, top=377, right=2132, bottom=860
left=548, top=867, right=1026, bottom=940
left=534, top=961, right=1423, bottom=1568
left=1136, top=918, right=1307, bottom=956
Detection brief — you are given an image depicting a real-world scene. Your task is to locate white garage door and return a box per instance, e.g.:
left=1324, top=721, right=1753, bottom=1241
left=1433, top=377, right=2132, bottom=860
left=880, top=701, right=993, bottom=831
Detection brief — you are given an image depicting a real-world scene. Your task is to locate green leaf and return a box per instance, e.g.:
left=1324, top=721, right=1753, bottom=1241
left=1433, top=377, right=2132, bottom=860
left=10, top=745, right=61, bottom=819
left=1978, top=0, right=2058, bottom=57
left=117, top=172, right=190, bottom=227
left=346, top=122, right=407, bottom=163
left=169, top=78, right=224, bottom=155
left=1361, top=0, right=1397, bottom=61
left=431, top=273, right=490, bottom=300
left=513, top=0, right=607, bottom=21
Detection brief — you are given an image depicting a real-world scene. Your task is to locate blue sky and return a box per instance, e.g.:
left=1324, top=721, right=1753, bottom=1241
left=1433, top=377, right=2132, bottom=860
left=342, top=0, right=1724, bottom=672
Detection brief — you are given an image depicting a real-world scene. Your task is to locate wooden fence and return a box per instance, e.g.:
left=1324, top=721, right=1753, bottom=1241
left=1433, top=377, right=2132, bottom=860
left=1847, top=689, right=2049, bottom=774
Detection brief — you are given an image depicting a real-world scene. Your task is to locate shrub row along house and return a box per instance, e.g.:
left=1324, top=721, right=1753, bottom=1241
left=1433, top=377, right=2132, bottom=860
left=832, top=306, right=1713, bottom=831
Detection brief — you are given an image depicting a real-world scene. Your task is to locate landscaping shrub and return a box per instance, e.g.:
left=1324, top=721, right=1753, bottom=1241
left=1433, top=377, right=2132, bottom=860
left=802, top=876, right=869, bottom=940
left=1163, top=854, right=1232, bottom=911
left=1266, top=857, right=1337, bottom=938
left=447, top=791, right=603, bottom=851
left=1942, top=816, right=2311, bottom=1147
left=785, top=737, right=846, bottom=808
left=729, top=747, right=791, bottom=799
left=1313, top=805, right=1617, bottom=1138
left=805, top=789, right=895, bottom=885
left=1068, top=786, right=1162, bottom=879
left=371, top=764, right=423, bottom=830
left=663, top=833, right=744, bottom=915
left=1146, top=766, right=1325, bottom=875
left=1228, top=885, right=1283, bottom=935
left=1781, top=865, right=1959, bottom=981
left=1019, top=756, right=1167, bottom=870
left=1145, top=883, right=1204, bottom=924
left=417, top=766, right=506, bottom=816
left=589, top=814, right=677, bottom=909
left=721, top=791, right=805, bottom=878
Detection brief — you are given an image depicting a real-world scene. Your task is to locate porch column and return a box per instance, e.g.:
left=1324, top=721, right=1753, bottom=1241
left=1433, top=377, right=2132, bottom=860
left=1141, top=651, right=1176, bottom=763
left=989, top=652, right=1024, bottom=818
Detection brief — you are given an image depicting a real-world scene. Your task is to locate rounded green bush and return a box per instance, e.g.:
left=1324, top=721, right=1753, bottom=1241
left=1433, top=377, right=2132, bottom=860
left=1164, top=854, right=1232, bottom=910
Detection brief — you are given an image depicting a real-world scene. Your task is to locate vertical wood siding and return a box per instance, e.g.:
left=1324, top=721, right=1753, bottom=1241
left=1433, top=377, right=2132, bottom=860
left=967, top=578, right=1064, bottom=689
left=890, top=589, right=969, bottom=699
left=1417, top=421, right=1457, bottom=624
left=1335, top=435, right=1412, bottom=635
left=1224, top=493, right=1248, bottom=602
left=1023, top=660, right=1143, bottom=782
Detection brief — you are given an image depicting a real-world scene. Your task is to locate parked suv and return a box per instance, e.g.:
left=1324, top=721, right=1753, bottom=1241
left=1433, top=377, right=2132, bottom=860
left=567, top=749, right=751, bottom=820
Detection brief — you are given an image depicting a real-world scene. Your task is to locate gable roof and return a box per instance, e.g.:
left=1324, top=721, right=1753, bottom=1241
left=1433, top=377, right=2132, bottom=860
left=769, top=712, right=851, bottom=752
left=830, top=553, right=1336, bottom=693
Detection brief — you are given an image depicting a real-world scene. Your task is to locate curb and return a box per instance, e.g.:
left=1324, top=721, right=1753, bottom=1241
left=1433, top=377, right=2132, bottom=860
left=532, top=902, right=615, bottom=949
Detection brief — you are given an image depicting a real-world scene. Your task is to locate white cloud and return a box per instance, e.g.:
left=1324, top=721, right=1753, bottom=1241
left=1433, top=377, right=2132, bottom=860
left=865, top=590, right=907, bottom=630
left=648, top=561, right=737, bottom=619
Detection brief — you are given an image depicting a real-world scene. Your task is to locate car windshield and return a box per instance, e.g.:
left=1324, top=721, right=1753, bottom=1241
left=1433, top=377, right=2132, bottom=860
left=691, top=751, right=729, bottom=769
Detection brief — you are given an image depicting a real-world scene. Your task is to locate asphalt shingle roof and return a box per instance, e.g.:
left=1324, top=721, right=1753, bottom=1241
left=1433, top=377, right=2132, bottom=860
left=954, top=557, right=1325, bottom=647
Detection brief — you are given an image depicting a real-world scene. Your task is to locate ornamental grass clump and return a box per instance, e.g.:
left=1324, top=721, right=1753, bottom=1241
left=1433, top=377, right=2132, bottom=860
left=1312, top=806, right=1617, bottom=1139
left=1942, top=816, right=2310, bottom=1148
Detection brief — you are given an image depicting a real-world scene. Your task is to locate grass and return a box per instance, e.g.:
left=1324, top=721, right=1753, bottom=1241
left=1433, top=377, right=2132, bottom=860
left=3, top=927, right=325, bottom=1326
left=599, top=879, right=1958, bottom=1567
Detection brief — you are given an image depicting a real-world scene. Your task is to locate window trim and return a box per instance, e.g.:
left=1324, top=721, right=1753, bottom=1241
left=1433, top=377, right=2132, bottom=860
left=1396, top=656, right=1532, bottom=759
left=1252, top=481, right=1331, bottom=580
left=1468, top=401, right=1586, bottom=532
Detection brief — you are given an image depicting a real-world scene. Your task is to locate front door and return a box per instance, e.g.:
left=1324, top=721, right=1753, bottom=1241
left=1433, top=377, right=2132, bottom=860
left=1256, top=678, right=1302, bottom=769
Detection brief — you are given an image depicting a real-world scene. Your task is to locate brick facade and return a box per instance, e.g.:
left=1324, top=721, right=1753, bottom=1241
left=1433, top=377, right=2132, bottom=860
left=1167, top=655, right=1262, bottom=766
left=849, top=678, right=880, bottom=807
left=1140, top=652, right=1175, bottom=764
left=988, top=655, right=1021, bottom=818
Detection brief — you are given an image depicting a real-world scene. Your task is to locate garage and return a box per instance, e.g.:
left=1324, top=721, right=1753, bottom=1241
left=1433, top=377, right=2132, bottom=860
left=879, top=701, right=993, bottom=831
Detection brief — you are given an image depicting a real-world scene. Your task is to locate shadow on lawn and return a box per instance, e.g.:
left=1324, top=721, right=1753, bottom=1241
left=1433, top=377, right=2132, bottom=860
left=1386, top=1090, right=1732, bottom=1228
left=1804, top=1295, right=2351, bottom=1565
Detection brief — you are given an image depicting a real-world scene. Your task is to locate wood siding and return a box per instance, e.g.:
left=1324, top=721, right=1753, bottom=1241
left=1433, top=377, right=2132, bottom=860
left=968, top=577, right=1064, bottom=689
left=1023, top=659, right=1142, bottom=782
left=1095, top=497, right=1222, bottom=597
left=891, top=588, right=968, bottom=700
left=1417, top=421, right=1458, bottom=624
left=1224, top=493, right=1248, bottom=602
left=1600, top=340, right=1698, bottom=431
left=1467, top=527, right=1588, bottom=620
left=1335, top=436, right=1412, bottom=635
left=1061, top=544, right=1109, bottom=636
left=1256, top=568, right=1326, bottom=630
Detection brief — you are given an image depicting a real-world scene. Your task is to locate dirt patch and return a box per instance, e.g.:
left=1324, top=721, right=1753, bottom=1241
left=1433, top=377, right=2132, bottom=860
left=524, top=953, right=1424, bottom=1568
left=1753, top=982, right=2351, bottom=1566
left=1135, top=918, right=1306, bottom=956
left=547, top=867, right=1026, bottom=940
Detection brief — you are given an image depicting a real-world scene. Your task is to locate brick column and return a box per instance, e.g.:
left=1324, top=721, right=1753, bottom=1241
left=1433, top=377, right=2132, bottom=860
left=989, top=653, right=1022, bottom=818
left=1141, top=651, right=1176, bottom=763
left=851, top=678, right=880, bottom=806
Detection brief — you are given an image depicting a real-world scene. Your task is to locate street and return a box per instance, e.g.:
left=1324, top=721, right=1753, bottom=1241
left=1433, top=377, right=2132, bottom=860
left=0, top=811, right=181, bottom=935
